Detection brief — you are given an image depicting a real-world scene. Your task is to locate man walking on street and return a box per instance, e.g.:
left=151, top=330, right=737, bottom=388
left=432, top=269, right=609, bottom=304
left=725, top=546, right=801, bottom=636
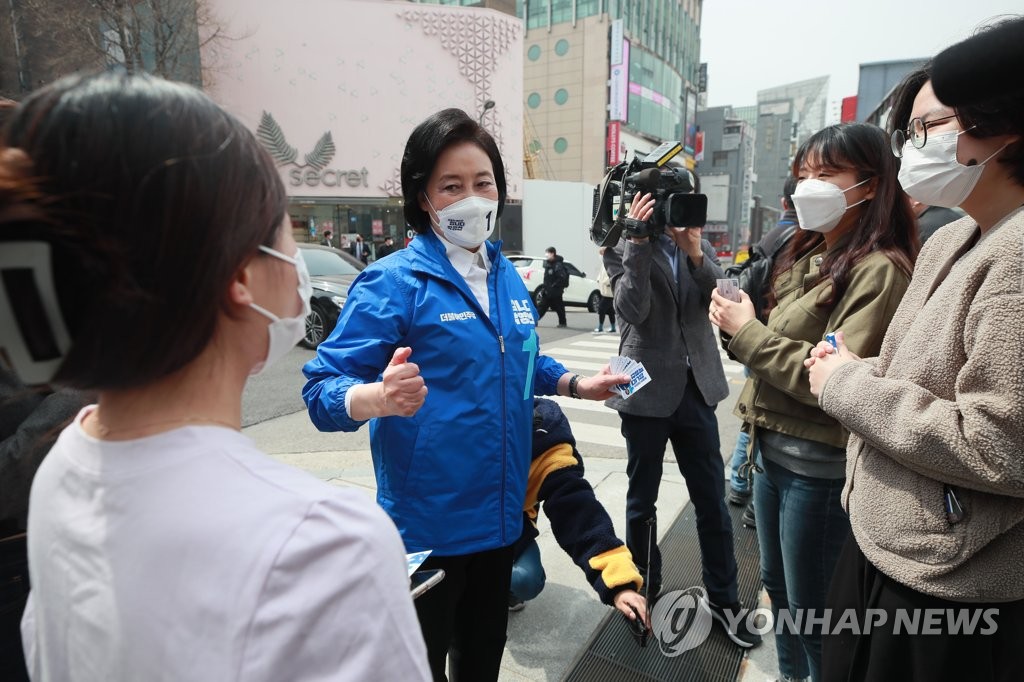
left=537, top=246, right=569, bottom=327
left=376, top=236, right=396, bottom=260
left=604, top=177, right=762, bottom=650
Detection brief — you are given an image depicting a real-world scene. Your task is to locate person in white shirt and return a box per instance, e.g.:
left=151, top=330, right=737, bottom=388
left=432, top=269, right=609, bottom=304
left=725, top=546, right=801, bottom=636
left=1, top=70, right=429, bottom=681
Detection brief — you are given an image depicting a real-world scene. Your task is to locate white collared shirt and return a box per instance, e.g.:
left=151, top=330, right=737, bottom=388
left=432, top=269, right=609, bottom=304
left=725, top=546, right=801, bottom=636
left=441, top=237, right=491, bottom=318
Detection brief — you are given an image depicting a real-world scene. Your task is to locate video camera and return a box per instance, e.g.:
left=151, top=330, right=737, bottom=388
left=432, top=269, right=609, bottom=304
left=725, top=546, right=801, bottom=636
left=590, top=141, right=708, bottom=247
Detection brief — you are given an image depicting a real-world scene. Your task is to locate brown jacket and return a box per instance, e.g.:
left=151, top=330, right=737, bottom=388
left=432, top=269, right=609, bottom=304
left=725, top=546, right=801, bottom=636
left=821, top=208, right=1024, bottom=602
left=730, top=242, right=911, bottom=448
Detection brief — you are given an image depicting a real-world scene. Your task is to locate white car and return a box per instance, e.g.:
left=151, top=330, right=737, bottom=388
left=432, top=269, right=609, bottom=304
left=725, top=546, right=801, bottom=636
left=508, top=256, right=602, bottom=312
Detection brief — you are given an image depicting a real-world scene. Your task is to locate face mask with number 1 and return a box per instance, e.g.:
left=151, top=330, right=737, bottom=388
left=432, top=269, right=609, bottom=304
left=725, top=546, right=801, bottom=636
left=425, top=194, right=499, bottom=249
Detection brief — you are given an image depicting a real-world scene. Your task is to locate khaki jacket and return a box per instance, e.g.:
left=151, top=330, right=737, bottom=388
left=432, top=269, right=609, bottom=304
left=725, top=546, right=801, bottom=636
left=821, top=209, right=1024, bottom=602
left=729, top=241, right=911, bottom=449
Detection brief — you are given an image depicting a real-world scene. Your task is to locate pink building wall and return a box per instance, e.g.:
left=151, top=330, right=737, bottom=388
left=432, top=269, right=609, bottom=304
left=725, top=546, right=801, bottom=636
left=203, top=0, right=524, bottom=200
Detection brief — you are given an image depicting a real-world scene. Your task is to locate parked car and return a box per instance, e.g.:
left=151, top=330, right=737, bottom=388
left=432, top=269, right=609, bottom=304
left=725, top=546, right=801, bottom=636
left=297, top=243, right=365, bottom=349
left=507, top=256, right=602, bottom=312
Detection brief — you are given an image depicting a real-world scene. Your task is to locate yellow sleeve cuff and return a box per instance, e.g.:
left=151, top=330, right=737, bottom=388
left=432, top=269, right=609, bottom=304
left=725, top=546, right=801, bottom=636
left=588, top=545, right=643, bottom=591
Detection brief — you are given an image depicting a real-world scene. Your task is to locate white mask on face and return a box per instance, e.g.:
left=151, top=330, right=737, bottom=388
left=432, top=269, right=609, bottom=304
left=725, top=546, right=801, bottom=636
left=425, top=194, right=499, bottom=249
left=792, top=177, right=871, bottom=233
left=897, top=129, right=1009, bottom=208
left=249, top=246, right=313, bottom=375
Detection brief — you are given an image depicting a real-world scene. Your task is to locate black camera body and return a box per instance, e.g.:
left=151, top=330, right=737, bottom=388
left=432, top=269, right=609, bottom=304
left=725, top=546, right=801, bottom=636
left=591, top=141, right=708, bottom=247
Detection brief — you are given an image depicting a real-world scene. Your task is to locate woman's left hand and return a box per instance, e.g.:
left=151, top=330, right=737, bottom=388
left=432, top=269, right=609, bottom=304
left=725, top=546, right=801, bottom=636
left=577, top=365, right=631, bottom=401
left=709, top=289, right=756, bottom=336
left=808, top=331, right=855, bottom=398
left=614, top=589, right=650, bottom=630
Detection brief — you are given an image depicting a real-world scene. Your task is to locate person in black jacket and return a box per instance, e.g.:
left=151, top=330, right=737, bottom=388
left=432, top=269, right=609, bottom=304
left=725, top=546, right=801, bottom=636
left=508, top=398, right=648, bottom=633
left=537, top=246, right=569, bottom=327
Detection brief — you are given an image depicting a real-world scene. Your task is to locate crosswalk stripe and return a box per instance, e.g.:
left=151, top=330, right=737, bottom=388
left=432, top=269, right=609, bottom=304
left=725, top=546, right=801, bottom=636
left=569, top=339, right=622, bottom=348
left=546, top=358, right=608, bottom=373
left=544, top=347, right=619, bottom=360
left=546, top=394, right=618, bottom=414
left=567, top=422, right=626, bottom=449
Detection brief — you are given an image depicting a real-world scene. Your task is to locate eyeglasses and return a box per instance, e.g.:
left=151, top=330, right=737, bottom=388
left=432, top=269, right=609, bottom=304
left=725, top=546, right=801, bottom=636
left=890, top=114, right=959, bottom=157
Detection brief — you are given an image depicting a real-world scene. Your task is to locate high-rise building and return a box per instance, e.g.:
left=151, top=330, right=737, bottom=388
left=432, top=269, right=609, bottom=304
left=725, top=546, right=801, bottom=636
left=752, top=99, right=795, bottom=239
left=757, top=75, right=829, bottom=147
left=695, top=106, right=755, bottom=254
left=857, top=58, right=927, bottom=128
left=521, top=0, right=703, bottom=184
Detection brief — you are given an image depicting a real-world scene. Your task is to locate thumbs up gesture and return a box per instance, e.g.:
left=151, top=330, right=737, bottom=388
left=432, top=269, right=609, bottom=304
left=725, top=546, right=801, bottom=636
left=380, top=347, right=428, bottom=417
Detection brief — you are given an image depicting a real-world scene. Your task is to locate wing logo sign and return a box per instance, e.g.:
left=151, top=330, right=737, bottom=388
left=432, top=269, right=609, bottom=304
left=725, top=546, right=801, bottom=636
left=257, top=111, right=367, bottom=189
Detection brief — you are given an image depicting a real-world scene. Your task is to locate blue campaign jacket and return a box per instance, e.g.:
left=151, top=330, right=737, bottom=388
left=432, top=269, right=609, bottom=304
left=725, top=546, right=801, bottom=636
left=302, top=231, right=568, bottom=556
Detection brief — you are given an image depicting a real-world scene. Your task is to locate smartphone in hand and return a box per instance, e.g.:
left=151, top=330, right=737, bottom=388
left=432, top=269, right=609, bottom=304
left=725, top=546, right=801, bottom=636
left=716, top=278, right=741, bottom=303
left=410, top=568, right=445, bottom=599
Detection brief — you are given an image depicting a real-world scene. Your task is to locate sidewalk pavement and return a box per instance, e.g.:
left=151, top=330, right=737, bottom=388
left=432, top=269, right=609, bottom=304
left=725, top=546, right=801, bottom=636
left=244, top=406, right=779, bottom=682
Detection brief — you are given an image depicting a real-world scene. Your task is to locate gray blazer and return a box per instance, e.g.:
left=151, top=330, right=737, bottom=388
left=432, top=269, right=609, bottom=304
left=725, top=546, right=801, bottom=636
left=603, top=236, right=729, bottom=417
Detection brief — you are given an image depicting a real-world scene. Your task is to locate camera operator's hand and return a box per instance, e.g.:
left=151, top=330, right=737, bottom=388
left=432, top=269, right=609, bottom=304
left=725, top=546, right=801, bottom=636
left=625, top=193, right=655, bottom=243
left=668, top=226, right=704, bottom=265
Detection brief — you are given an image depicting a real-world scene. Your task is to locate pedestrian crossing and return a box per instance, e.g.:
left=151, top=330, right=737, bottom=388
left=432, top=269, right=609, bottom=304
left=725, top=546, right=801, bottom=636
left=538, top=331, right=747, bottom=454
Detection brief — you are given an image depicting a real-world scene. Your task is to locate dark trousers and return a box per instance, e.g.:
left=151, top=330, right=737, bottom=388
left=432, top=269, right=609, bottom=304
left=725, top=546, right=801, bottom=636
left=822, top=534, right=1024, bottom=682
left=597, top=296, right=615, bottom=328
left=619, top=372, right=739, bottom=605
left=414, top=545, right=514, bottom=682
left=537, top=289, right=567, bottom=325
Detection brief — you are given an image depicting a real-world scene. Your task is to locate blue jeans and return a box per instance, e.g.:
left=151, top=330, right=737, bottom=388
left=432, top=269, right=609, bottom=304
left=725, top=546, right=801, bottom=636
left=509, top=539, right=546, bottom=602
left=753, top=453, right=849, bottom=682
left=729, top=368, right=758, bottom=494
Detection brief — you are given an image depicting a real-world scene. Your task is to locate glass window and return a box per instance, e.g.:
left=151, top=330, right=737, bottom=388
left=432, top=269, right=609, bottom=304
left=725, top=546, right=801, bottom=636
left=554, top=88, right=569, bottom=105
left=527, top=0, right=548, bottom=29
left=299, top=248, right=362, bottom=277
left=554, top=38, right=570, bottom=56
left=577, top=0, right=599, bottom=19
left=528, top=92, right=542, bottom=108
left=553, top=137, right=568, bottom=154
left=527, top=44, right=541, bottom=61
left=551, top=0, right=572, bottom=23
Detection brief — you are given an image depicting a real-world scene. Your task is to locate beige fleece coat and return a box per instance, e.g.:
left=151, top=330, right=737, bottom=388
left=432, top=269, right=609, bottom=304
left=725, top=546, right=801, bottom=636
left=820, top=207, right=1024, bottom=602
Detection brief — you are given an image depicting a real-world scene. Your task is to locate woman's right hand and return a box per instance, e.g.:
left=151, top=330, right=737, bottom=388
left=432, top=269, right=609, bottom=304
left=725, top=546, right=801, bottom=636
left=379, top=347, right=427, bottom=417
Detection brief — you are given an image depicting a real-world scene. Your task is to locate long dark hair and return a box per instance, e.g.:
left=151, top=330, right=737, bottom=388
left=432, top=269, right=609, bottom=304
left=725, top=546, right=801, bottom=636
left=401, top=108, right=506, bottom=234
left=0, top=71, right=287, bottom=390
left=770, top=123, right=918, bottom=309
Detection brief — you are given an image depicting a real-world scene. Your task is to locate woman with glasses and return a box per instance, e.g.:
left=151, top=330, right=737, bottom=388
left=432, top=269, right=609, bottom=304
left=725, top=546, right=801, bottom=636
left=807, top=40, right=1024, bottom=681
left=711, top=122, right=918, bottom=682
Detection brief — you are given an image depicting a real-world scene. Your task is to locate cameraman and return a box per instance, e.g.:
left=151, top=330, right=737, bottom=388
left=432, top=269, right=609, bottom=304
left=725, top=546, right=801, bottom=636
left=603, top=179, right=760, bottom=649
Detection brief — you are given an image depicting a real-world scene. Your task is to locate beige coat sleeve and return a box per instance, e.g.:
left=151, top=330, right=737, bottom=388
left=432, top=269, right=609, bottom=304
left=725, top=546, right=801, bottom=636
left=821, top=293, right=1024, bottom=497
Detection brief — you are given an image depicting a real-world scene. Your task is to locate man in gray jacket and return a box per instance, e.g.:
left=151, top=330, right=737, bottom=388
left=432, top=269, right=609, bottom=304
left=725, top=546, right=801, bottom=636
left=604, top=188, right=760, bottom=649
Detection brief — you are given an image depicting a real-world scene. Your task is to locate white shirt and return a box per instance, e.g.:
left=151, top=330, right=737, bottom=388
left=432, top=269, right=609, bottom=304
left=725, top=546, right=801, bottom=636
left=441, top=237, right=491, bottom=318
left=21, top=407, right=430, bottom=682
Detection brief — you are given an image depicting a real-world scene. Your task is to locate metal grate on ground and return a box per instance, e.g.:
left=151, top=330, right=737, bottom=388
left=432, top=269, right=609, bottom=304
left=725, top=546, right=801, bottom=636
left=562, top=488, right=762, bottom=682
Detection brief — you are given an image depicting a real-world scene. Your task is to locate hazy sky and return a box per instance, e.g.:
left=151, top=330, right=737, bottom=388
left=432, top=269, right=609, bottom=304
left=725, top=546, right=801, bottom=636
left=699, top=1, right=1021, bottom=109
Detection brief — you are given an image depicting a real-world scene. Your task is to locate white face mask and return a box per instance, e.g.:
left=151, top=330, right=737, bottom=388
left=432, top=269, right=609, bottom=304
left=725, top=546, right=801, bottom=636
left=897, top=129, right=1009, bottom=208
left=249, top=246, right=313, bottom=376
left=792, top=177, right=871, bottom=233
left=425, top=194, right=499, bottom=249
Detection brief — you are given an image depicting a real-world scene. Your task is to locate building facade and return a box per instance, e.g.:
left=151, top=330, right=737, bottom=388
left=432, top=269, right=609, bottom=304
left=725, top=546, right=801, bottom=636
left=751, top=99, right=794, bottom=239
left=858, top=58, right=927, bottom=128
left=695, top=106, right=755, bottom=254
left=204, top=0, right=524, bottom=254
left=519, top=0, right=703, bottom=184
left=757, top=75, right=829, bottom=148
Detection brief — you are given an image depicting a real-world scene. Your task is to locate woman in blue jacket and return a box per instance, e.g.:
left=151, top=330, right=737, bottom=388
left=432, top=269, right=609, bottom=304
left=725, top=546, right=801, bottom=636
left=302, top=108, right=627, bottom=681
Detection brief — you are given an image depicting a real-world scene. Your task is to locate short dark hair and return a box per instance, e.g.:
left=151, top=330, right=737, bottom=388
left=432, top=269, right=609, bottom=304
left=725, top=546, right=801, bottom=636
left=401, top=108, right=506, bottom=234
left=0, top=71, right=286, bottom=390
left=545, top=246, right=556, bottom=254
left=782, top=175, right=798, bottom=209
left=889, top=19, right=1024, bottom=187
left=772, top=123, right=918, bottom=310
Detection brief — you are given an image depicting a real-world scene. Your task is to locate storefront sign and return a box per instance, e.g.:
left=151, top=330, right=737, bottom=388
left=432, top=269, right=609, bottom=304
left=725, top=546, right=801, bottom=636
left=257, top=111, right=369, bottom=190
